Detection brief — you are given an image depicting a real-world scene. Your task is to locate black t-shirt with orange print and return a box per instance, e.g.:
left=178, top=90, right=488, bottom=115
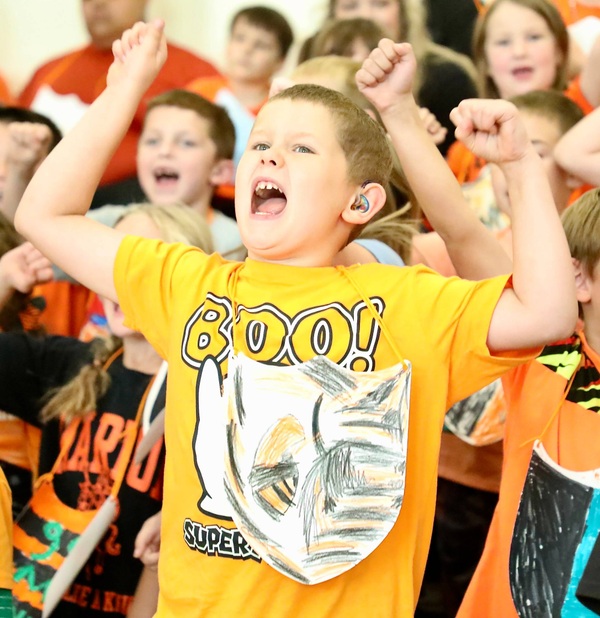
left=0, top=332, right=165, bottom=617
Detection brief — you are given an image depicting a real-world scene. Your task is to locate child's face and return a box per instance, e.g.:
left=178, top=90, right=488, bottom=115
left=333, top=0, right=401, bottom=41
left=235, top=98, right=356, bottom=263
left=491, top=110, right=573, bottom=217
left=82, top=0, right=147, bottom=49
left=137, top=105, right=219, bottom=211
left=227, top=17, right=284, bottom=86
left=484, top=2, right=561, bottom=99
left=102, top=212, right=161, bottom=338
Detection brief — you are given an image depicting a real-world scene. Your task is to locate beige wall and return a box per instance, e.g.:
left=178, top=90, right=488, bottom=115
left=0, top=0, right=328, bottom=97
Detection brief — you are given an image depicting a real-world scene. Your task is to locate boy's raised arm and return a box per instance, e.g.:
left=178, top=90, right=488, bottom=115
left=357, top=40, right=577, bottom=351
left=554, top=105, right=600, bottom=187
left=14, top=21, right=167, bottom=303
left=2, top=122, right=53, bottom=223
left=356, top=40, right=511, bottom=280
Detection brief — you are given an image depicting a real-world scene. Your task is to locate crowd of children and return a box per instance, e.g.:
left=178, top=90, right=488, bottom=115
left=0, top=1, right=600, bottom=617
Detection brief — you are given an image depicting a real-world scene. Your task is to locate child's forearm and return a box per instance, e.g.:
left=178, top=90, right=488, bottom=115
left=503, top=150, right=576, bottom=338
left=380, top=98, right=511, bottom=279
left=554, top=107, right=600, bottom=186
left=2, top=165, right=34, bottom=223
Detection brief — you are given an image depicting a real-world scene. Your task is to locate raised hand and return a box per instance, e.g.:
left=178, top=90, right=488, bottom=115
left=450, top=99, right=531, bottom=166
left=418, top=107, right=447, bottom=146
left=107, top=20, right=168, bottom=95
left=133, top=511, right=161, bottom=570
left=7, top=122, right=53, bottom=175
left=0, top=242, right=53, bottom=297
left=356, top=39, right=416, bottom=114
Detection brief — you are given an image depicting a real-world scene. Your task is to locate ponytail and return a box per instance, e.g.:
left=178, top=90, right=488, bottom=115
left=40, top=336, right=121, bottom=423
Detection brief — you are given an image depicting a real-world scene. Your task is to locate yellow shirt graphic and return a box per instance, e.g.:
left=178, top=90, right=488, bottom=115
left=115, top=237, right=533, bottom=617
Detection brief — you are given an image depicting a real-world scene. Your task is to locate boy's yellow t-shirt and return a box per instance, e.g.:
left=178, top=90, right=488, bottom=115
left=114, top=236, right=533, bottom=618
left=0, top=468, right=12, bottom=590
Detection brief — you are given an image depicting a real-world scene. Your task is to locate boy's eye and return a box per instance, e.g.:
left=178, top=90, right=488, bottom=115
left=293, top=145, right=313, bottom=154
left=141, top=137, right=160, bottom=146
left=252, top=143, right=269, bottom=151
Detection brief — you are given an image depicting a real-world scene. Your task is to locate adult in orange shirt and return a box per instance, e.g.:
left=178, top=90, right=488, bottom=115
left=19, top=0, right=220, bottom=208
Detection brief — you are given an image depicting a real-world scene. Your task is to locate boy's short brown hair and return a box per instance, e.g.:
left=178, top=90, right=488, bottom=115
left=509, top=90, right=584, bottom=136
left=269, top=83, right=393, bottom=187
left=562, top=188, right=600, bottom=278
left=231, top=6, right=294, bottom=59
left=145, top=89, right=236, bottom=161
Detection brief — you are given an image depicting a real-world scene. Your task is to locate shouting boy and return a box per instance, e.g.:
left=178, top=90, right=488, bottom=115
left=15, top=21, right=576, bottom=618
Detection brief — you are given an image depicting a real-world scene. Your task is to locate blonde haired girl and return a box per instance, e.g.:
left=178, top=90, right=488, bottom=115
left=6, top=204, right=212, bottom=618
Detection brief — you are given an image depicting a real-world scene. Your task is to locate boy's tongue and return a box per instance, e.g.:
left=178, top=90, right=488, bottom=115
left=255, top=195, right=287, bottom=215
left=254, top=184, right=287, bottom=215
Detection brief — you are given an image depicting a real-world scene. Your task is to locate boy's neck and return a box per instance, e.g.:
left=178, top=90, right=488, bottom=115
left=227, top=76, right=270, bottom=110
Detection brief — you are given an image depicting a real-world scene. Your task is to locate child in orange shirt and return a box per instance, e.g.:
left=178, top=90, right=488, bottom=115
left=457, top=188, right=600, bottom=617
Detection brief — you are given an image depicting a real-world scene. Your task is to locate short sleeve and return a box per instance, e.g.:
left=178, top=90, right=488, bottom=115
left=114, top=236, right=217, bottom=358
left=443, top=274, right=540, bottom=406
left=395, top=267, right=539, bottom=407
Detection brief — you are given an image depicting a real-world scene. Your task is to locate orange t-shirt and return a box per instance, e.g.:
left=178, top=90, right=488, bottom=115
left=0, top=74, right=13, bottom=106
left=0, top=468, right=12, bottom=590
left=459, top=331, right=600, bottom=617
left=552, top=0, right=600, bottom=24
left=19, top=43, right=220, bottom=186
left=33, top=281, right=94, bottom=338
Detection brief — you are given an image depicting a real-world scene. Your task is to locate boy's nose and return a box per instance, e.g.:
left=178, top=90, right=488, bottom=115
left=260, top=150, right=281, bottom=166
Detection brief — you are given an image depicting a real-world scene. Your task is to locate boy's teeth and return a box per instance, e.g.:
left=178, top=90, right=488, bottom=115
left=255, top=181, right=283, bottom=193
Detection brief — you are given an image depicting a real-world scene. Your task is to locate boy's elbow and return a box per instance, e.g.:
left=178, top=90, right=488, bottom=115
left=13, top=208, right=26, bottom=237
left=540, top=303, right=579, bottom=343
left=14, top=199, right=37, bottom=240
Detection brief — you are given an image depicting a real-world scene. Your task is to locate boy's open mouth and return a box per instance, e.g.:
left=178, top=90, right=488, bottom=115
left=154, top=166, right=179, bottom=186
left=252, top=181, right=287, bottom=216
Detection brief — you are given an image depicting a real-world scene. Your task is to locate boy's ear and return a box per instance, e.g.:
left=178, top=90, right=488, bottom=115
left=573, top=258, right=592, bottom=304
left=341, top=182, right=386, bottom=225
left=209, top=159, right=235, bottom=187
